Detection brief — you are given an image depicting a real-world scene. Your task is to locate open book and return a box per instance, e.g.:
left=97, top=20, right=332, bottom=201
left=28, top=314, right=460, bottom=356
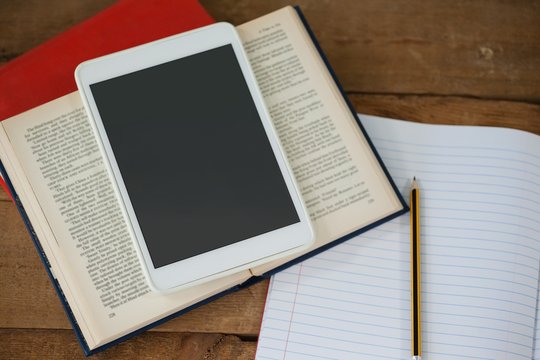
left=0, top=7, right=405, bottom=354
left=256, top=115, right=540, bottom=359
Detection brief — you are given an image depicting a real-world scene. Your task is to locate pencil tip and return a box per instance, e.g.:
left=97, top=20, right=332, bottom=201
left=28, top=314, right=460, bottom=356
left=412, top=177, right=419, bottom=190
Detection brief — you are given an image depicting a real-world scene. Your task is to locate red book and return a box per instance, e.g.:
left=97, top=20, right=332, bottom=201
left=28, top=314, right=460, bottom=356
left=0, top=0, right=214, bottom=198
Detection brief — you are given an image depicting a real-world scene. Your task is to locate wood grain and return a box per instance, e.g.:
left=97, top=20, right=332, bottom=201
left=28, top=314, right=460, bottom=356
left=351, top=95, right=540, bottom=135
left=0, top=188, right=9, bottom=201
left=1, top=1, right=538, bottom=102
left=201, top=0, right=540, bottom=103
left=0, top=329, right=256, bottom=359
left=0, top=0, right=115, bottom=62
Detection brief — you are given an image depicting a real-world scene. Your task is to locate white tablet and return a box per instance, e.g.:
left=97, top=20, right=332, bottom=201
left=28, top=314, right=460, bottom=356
left=75, top=23, right=314, bottom=292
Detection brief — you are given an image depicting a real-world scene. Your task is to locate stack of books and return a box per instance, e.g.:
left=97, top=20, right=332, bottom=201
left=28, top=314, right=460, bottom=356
left=0, top=0, right=405, bottom=354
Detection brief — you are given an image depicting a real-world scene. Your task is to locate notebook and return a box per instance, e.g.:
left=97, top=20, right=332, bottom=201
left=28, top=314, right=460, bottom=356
left=256, top=115, right=540, bottom=360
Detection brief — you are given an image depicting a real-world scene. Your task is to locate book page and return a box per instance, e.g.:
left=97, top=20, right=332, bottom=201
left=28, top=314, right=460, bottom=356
left=237, top=8, right=403, bottom=272
left=256, top=115, right=540, bottom=359
left=0, top=93, right=251, bottom=348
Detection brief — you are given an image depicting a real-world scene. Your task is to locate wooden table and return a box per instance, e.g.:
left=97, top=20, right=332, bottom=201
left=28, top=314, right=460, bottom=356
left=1, top=1, right=539, bottom=358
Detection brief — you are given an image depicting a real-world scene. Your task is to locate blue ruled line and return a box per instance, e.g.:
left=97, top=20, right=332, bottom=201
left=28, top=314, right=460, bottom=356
left=387, top=165, right=540, bottom=187
left=361, top=229, right=540, bottom=259
left=370, top=135, right=540, bottom=161
left=391, top=175, right=540, bottom=206
left=312, top=252, right=539, bottom=283
left=265, top=309, right=533, bottom=341
left=271, top=287, right=535, bottom=320
left=267, top=298, right=533, bottom=330
left=266, top=317, right=531, bottom=349
left=276, top=274, right=536, bottom=309
left=342, top=238, right=539, bottom=267
left=384, top=157, right=540, bottom=179
left=421, top=205, right=540, bottom=226
left=335, top=242, right=539, bottom=267
left=267, top=327, right=530, bottom=359
left=377, top=146, right=540, bottom=171
left=277, top=273, right=538, bottom=303
left=423, top=196, right=540, bottom=215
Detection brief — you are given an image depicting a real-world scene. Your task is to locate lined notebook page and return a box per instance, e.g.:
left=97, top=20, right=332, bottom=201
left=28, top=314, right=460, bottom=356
left=256, top=115, right=540, bottom=360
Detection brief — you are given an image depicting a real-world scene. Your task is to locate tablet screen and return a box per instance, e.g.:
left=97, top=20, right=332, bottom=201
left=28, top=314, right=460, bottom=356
left=89, top=44, right=300, bottom=268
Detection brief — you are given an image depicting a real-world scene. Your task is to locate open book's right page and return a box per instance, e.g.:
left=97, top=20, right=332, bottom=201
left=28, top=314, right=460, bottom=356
left=237, top=7, right=404, bottom=277
left=256, top=115, right=540, bottom=360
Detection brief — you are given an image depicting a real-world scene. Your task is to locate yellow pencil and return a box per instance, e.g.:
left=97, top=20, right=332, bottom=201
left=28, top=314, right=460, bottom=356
left=411, top=177, right=422, bottom=360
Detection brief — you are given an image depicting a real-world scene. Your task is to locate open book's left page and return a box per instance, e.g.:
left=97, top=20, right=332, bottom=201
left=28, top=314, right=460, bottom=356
left=0, top=92, right=252, bottom=349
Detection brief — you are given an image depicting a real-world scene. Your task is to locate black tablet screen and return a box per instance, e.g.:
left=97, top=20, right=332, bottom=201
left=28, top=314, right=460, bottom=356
left=90, top=44, right=299, bottom=268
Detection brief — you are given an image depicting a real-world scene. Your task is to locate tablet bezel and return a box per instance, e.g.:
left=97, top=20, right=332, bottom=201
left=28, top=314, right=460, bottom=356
left=75, top=23, right=314, bottom=292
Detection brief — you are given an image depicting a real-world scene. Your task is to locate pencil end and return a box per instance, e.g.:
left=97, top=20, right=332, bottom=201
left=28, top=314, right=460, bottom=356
left=412, top=177, right=418, bottom=189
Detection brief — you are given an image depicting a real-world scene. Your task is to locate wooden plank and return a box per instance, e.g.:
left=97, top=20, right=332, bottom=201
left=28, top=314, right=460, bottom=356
left=0, top=0, right=115, bottom=62
left=351, top=95, right=540, bottom=135
left=201, top=0, right=540, bottom=102
left=0, top=329, right=256, bottom=359
left=154, top=280, right=266, bottom=335
left=0, top=199, right=266, bottom=336
left=2, top=1, right=539, bottom=101
left=0, top=187, right=9, bottom=201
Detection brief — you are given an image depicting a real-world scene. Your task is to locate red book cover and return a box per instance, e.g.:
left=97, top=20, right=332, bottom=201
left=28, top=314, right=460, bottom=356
left=0, top=0, right=214, bottom=197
